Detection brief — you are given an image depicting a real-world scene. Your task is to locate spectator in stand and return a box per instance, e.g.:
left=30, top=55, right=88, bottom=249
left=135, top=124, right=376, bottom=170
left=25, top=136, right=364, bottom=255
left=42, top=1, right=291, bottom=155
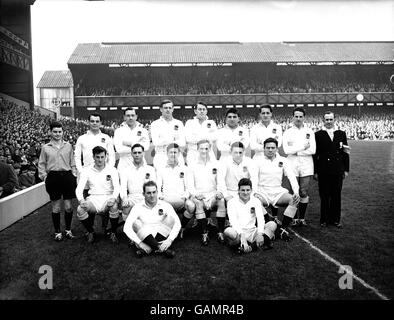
left=0, top=161, right=19, bottom=198
left=18, top=165, right=37, bottom=189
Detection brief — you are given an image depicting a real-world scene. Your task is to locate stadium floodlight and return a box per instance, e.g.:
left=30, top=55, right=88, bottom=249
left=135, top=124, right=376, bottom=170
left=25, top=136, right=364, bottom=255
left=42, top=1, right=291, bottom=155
left=143, top=107, right=151, bottom=110
left=152, top=106, right=160, bottom=109
left=356, top=94, right=364, bottom=102
left=207, top=105, right=213, bottom=109
left=235, top=105, right=243, bottom=108
left=185, top=106, right=193, bottom=109
left=214, top=105, right=222, bottom=108
left=337, top=103, right=344, bottom=107
left=100, top=107, right=108, bottom=110
left=296, top=104, right=304, bottom=107
left=110, top=107, right=117, bottom=110
left=288, top=104, right=295, bottom=107
left=307, top=104, right=315, bottom=107
left=87, top=107, right=96, bottom=111
left=246, top=105, right=254, bottom=108
left=347, top=103, right=355, bottom=106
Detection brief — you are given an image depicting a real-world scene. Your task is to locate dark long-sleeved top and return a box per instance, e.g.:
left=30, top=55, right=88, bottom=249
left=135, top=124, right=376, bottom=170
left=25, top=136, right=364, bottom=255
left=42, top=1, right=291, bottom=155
left=0, top=162, right=19, bottom=197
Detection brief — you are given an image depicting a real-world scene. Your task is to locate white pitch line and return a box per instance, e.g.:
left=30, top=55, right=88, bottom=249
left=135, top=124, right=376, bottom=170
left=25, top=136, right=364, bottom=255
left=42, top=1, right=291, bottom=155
left=290, top=229, right=390, bottom=300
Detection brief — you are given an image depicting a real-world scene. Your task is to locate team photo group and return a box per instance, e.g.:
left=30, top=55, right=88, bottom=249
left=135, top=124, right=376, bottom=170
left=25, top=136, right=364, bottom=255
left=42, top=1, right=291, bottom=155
left=38, top=100, right=350, bottom=258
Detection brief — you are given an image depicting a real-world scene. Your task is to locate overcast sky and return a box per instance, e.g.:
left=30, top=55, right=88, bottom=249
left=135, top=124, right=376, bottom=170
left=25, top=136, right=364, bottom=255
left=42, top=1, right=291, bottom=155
left=31, top=0, right=394, bottom=102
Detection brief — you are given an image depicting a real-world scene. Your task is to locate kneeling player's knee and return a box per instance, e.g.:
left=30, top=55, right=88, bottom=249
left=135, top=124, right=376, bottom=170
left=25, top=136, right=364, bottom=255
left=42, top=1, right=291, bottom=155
left=185, top=199, right=196, bottom=214
left=77, top=206, right=89, bottom=220
left=264, top=221, right=277, bottom=239
left=224, top=227, right=237, bottom=240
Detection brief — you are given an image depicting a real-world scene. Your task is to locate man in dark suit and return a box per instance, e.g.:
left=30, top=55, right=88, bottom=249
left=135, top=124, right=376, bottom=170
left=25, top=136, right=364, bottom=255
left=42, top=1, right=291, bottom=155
left=313, top=112, right=350, bottom=228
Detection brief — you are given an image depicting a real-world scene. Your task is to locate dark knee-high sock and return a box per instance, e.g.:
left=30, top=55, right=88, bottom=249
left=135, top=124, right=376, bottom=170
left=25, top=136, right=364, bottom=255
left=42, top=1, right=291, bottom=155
left=101, top=214, right=109, bottom=230
left=110, top=217, right=119, bottom=233
left=270, top=206, right=278, bottom=217
left=65, top=210, right=73, bottom=230
left=142, top=234, right=160, bottom=251
left=181, top=215, right=191, bottom=228
left=282, top=216, right=292, bottom=229
left=81, top=218, right=94, bottom=233
left=88, top=213, right=96, bottom=230
left=52, top=212, right=61, bottom=233
left=264, top=214, right=270, bottom=223
left=299, top=203, right=308, bottom=220
left=198, top=218, right=208, bottom=234
left=216, top=217, right=225, bottom=233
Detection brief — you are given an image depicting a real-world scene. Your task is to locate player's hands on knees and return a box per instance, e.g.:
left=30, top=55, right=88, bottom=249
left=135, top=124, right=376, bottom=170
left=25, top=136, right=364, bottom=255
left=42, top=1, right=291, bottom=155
left=80, top=200, right=89, bottom=209
left=139, top=242, right=152, bottom=254
left=107, top=198, right=116, bottom=207
left=122, top=199, right=130, bottom=208
left=159, top=239, right=172, bottom=252
left=195, top=193, right=205, bottom=201
left=215, top=192, right=224, bottom=200
left=255, top=233, right=265, bottom=248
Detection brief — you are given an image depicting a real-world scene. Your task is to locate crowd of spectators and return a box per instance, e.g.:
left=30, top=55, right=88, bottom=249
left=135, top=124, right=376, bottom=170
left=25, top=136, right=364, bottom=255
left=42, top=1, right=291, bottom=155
left=1, top=95, right=393, bottom=197
left=75, top=66, right=393, bottom=96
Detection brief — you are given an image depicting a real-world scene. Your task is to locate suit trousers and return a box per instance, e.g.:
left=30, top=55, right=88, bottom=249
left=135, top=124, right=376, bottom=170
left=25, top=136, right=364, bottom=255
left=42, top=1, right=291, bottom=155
left=317, top=173, right=343, bottom=224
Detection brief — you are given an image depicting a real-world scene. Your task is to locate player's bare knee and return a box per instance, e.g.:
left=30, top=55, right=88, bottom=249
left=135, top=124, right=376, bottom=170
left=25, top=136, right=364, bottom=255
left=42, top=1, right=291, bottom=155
left=185, top=199, right=196, bottom=214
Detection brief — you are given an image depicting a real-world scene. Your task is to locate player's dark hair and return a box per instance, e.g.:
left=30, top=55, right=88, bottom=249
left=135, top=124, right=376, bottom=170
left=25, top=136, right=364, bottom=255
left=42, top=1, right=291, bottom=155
left=225, top=108, right=239, bottom=118
left=143, top=180, right=157, bottom=193
left=167, top=143, right=180, bottom=152
left=194, top=101, right=207, bottom=109
left=49, top=121, right=62, bottom=131
left=131, top=143, right=144, bottom=152
left=124, top=107, right=136, bottom=115
left=260, top=104, right=273, bottom=113
left=324, top=111, right=335, bottom=118
left=263, top=137, right=278, bottom=147
left=293, top=107, right=306, bottom=116
left=231, top=141, right=244, bottom=150
left=89, top=113, right=102, bottom=121
left=197, top=139, right=211, bottom=148
left=238, top=178, right=252, bottom=189
left=92, top=145, right=107, bottom=156
left=160, top=99, right=173, bottom=108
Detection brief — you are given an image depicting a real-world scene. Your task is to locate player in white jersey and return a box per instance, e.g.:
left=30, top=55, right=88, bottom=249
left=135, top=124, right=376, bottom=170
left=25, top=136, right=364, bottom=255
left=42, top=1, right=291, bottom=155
left=113, top=108, right=150, bottom=174
left=254, top=138, right=300, bottom=241
left=120, top=143, right=156, bottom=222
left=184, top=101, right=218, bottom=165
left=150, top=100, right=186, bottom=169
left=74, top=113, right=115, bottom=174
left=76, top=146, right=120, bottom=244
left=216, top=108, right=249, bottom=162
left=218, top=142, right=258, bottom=202
left=283, top=107, right=316, bottom=226
left=185, top=139, right=226, bottom=245
left=123, top=181, right=181, bottom=258
left=156, top=143, right=195, bottom=220
left=224, top=178, right=276, bottom=253
left=74, top=113, right=116, bottom=235
left=250, top=104, right=283, bottom=160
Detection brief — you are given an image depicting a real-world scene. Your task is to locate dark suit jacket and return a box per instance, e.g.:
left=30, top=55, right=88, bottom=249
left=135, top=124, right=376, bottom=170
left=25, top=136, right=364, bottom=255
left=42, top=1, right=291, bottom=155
left=0, top=162, right=19, bottom=197
left=313, top=129, right=350, bottom=175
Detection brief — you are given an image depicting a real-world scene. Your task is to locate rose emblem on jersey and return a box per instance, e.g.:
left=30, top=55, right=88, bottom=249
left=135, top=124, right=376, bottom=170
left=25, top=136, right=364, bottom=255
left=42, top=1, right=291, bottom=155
left=137, top=131, right=142, bottom=136
left=145, top=173, right=150, bottom=179
left=179, top=172, right=184, bottom=178
left=207, top=123, right=211, bottom=129
left=239, top=131, right=243, bottom=136
left=212, top=168, right=217, bottom=175
left=306, top=133, right=310, bottom=139
left=174, top=125, right=179, bottom=131
left=106, top=175, right=111, bottom=181
left=278, top=161, right=283, bottom=168
left=101, top=138, right=106, bottom=143
left=272, top=128, right=277, bottom=134
left=158, top=208, right=164, bottom=216
left=250, top=207, right=255, bottom=214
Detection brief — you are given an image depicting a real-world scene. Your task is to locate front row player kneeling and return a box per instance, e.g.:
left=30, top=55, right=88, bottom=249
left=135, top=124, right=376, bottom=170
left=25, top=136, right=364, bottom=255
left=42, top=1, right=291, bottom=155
left=76, top=146, right=120, bottom=244
left=123, top=181, right=181, bottom=258
left=224, top=178, right=276, bottom=253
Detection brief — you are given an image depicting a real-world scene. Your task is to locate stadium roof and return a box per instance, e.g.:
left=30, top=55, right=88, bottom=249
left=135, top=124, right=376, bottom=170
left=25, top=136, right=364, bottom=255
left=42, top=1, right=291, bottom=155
left=68, top=42, right=394, bottom=65
left=37, top=70, right=73, bottom=88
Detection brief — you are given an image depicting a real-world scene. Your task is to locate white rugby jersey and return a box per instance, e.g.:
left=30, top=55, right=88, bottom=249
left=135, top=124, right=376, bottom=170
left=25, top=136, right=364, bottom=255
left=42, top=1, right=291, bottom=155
left=156, top=163, right=189, bottom=199
left=216, top=125, right=250, bottom=159
left=256, top=155, right=299, bottom=194
left=120, top=162, right=156, bottom=201
left=250, top=121, right=283, bottom=157
left=74, top=130, right=115, bottom=173
left=76, top=164, right=120, bottom=201
left=217, top=156, right=258, bottom=198
left=113, top=122, right=150, bottom=171
left=282, top=125, right=316, bottom=157
left=187, top=157, right=220, bottom=197
left=150, top=117, right=186, bottom=153
left=185, top=117, right=217, bottom=151
left=227, top=196, right=266, bottom=234
left=124, top=200, right=181, bottom=244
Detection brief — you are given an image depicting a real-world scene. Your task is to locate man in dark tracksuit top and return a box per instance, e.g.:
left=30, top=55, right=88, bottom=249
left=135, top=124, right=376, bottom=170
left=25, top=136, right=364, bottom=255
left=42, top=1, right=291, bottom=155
left=313, top=112, right=350, bottom=228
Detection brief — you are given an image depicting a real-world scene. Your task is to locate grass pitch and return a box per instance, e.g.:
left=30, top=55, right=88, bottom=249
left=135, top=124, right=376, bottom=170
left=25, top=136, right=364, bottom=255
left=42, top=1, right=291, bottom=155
left=0, top=141, right=393, bottom=300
